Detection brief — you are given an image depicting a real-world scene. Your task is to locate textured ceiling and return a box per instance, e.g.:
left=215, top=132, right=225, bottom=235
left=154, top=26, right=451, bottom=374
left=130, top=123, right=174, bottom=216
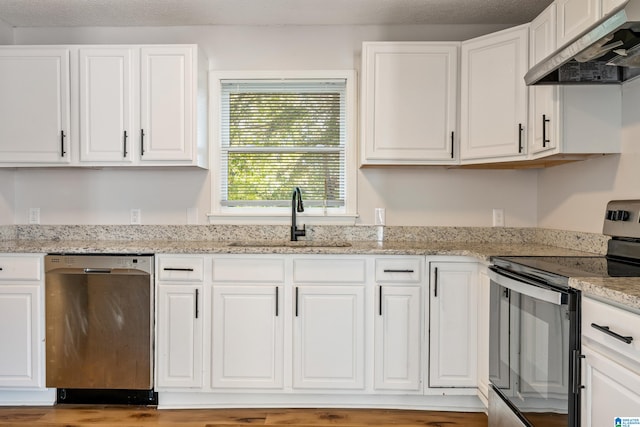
left=0, top=0, right=554, bottom=27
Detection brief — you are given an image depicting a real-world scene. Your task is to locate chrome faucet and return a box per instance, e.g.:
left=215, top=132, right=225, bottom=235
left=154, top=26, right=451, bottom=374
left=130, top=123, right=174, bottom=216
left=291, top=187, right=306, bottom=241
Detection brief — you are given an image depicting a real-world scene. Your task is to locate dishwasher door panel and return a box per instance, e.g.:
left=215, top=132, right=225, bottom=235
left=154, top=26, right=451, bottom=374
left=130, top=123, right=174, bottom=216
left=45, top=270, right=153, bottom=390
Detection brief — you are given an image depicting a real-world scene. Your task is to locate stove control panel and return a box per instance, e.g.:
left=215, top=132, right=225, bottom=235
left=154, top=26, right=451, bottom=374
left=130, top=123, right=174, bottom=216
left=606, top=209, right=631, bottom=221
left=604, top=200, right=640, bottom=239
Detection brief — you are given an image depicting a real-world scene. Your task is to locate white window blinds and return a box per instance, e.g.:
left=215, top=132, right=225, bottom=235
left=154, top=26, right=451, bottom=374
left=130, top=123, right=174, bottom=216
left=219, top=79, right=346, bottom=210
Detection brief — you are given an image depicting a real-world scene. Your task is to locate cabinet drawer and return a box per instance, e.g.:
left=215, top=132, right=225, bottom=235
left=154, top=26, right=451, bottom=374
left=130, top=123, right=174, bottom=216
left=293, top=258, right=367, bottom=283
left=158, top=256, right=204, bottom=281
left=0, top=255, right=42, bottom=281
left=212, top=257, right=285, bottom=283
left=582, top=297, right=640, bottom=361
left=375, top=258, right=422, bottom=282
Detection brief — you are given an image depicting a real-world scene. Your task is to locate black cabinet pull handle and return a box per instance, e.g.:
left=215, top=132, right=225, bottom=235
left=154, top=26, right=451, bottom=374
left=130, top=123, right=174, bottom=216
left=275, top=286, right=279, bottom=317
left=163, top=267, right=194, bottom=272
left=383, top=269, right=414, bottom=273
left=434, top=267, right=439, bottom=297
left=295, top=287, right=299, bottom=317
left=60, top=130, right=66, bottom=157
left=140, top=129, right=145, bottom=156
left=542, top=114, right=550, bottom=147
left=518, top=123, right=523, bottom=153
left=123, top=130, right=128, bottom=157
left=450, top=131, right=455, bottom=159
left=195, top=289, right=199, bottom=319
left=378, top=285, right=383, bottom=316
left=591, top=323, right=633, bottom=344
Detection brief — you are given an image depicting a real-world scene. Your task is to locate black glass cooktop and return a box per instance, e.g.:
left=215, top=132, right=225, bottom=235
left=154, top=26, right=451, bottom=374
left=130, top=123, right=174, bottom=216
left=492, top=256, right=640, bottom=288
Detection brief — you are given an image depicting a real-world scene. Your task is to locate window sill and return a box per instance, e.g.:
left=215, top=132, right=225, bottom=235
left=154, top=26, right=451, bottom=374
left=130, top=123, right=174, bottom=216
left=207, top=213, right=359, bottom=225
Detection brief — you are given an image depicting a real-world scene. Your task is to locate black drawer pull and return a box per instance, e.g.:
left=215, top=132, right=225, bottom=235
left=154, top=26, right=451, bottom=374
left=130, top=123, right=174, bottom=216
left=383, top=269, right=414, bottom=273
left=591, top=323, right=633, bottom=344
left=163, top=267, right=195, bottom=272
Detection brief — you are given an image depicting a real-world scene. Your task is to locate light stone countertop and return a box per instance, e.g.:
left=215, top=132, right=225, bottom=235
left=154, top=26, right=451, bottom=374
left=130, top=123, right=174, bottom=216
left=0, top=238, right=597, bottom=260
left=570, top=277, right=640, bottom=312
left=1, top=224, right=637, bottom=312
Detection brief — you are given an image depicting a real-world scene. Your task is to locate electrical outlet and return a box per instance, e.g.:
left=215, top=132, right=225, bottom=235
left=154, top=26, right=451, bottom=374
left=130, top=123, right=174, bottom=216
left=130, top=209, right=141, bottom=225
left=28, top=208, right=40, bottom=225
left=375, top=208, right=386, bottom=226
left=493, top=208, right=505, bottom=227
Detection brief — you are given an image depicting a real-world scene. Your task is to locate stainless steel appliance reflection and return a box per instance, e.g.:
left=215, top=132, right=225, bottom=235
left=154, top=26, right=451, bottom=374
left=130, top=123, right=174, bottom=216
left=488, top=199, right=640, bottom=427
left=45, top=254, right=155, bottom=404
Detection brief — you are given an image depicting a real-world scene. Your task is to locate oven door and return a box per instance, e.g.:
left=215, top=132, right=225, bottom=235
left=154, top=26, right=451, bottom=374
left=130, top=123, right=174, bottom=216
left=488, top=266, right=580, bottom=427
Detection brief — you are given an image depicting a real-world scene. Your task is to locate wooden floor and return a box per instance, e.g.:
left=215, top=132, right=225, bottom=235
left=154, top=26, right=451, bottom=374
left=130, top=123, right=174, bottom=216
left=0, top=407, right=488, bottom=427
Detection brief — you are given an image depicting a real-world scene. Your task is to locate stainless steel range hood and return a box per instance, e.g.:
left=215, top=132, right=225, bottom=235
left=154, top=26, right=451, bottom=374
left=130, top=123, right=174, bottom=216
left=525, top=0, right=640, bottom=85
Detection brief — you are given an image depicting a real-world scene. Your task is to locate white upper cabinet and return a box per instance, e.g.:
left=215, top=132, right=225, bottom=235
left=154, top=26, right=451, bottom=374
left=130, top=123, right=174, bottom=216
left=79, top=47, right=135, bottom=163
left=0, top=44, right=207, bottom=168
left=556, top=0, right=601, bottom=48
left=528, top=3, right=621, bottom=159
left=529, top=5, right=560, bottom=156
left=460, top=25, right=529, bottom=162
left=361, top=42, right=459, bottom=165
left=602, top=0, right=629, bottom=15
left=0, top=48, right=71, bottom=165
left=140, top=46, right=195, bottom=163
left=556, top=0, right=629, bottom=50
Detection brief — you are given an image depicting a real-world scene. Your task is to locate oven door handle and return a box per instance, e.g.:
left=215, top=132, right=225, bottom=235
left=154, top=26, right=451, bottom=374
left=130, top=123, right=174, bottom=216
left=488, top=266, right=564, bottom=306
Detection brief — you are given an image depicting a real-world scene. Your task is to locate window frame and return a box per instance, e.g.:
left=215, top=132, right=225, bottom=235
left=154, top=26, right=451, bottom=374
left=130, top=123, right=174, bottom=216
left=208, top=70, right=358, bottom=225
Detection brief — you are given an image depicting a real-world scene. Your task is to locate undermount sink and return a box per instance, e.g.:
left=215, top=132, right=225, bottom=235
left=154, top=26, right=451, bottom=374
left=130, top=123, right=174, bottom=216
left=227, top=240, right=352, bottom=248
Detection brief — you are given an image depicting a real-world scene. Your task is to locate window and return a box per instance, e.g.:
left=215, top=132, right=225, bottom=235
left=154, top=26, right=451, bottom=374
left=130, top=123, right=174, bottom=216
left=210, top=71, right=357, bottom=223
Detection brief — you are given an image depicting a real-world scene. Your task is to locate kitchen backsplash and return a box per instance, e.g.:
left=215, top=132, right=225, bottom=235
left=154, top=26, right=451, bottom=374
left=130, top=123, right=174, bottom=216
left=2, top=224, right=609, bottom=254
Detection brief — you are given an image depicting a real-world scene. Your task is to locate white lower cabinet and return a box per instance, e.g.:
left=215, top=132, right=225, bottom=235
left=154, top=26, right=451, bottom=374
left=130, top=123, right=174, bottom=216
left=581, top=296, right=640, bottom=425
left=581, top=344, right=640, bottom=426
left=156, top=256, right=204, bottom=389
left=0, top=254, right=54, bottom=406
left=155, top=254, right=482, bottom=409
left=374, top=257, right=424, bottom=391
left=428, top=261, right=478, bottom=388
left=292, top=257, right=366, bottom=390
left=211, top=256, right=285, bottom=389
left=293, top=285, right=365, bottom=389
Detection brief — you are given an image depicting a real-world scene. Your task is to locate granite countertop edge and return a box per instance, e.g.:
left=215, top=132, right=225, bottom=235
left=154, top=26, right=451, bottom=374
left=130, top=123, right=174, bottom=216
left=2, top=238, right=638, bottom=312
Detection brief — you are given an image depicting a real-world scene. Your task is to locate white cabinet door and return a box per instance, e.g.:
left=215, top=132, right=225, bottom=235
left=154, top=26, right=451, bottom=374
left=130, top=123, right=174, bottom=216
left=211, top=286, right=284, bottom=389
left=581, top=345, right=640, bottom=427
left=429, top=262, right=478, bottom=388
left=293, top=285, right=365, bottom=389
left=556, top=0, right=600, bottom=48
left=140, top=46, right=194, bottom=162
left=0, top=48, right=70, bottom=164
left=529, top=6, right=559, bottom=155
left=602, top=0, right=628, bottom=15
left=0, top=284, right=42, bottom=388
left=374, top=285, right=421, bottom=391
left=361, top=42, right=458, bottom=165
left=460, top=25, right=528, bottom=162
left=476, top=269, right=491, bottom=401
left=156, top=284, right=203, bottom=388
left=79, top=47, right=135, bottom=163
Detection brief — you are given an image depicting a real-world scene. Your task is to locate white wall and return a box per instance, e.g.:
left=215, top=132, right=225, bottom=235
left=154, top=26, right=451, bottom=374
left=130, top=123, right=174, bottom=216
left=0, top=17, right=12, bottom=44
left=537, top=78, right=640, bottom=234
left=0, top=171, right=14, bottom=225
left=6, top=23, right=540, bottom=226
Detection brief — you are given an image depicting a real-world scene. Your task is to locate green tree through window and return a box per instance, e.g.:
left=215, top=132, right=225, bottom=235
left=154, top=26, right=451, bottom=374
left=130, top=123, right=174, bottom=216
left=220, top=80, right=346, bottom=209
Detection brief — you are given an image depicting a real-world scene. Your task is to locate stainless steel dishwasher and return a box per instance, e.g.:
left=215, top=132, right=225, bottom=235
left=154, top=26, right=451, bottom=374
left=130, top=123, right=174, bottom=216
left=45, top=254, right=156, bottom=404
